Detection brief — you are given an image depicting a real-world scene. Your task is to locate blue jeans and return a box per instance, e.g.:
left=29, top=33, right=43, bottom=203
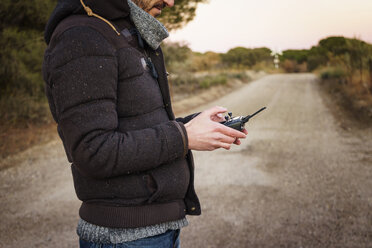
left=79, top=229, right=181, bottom=248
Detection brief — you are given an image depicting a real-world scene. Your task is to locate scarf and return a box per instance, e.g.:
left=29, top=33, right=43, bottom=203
left=127, top=0, right=169, bottom=50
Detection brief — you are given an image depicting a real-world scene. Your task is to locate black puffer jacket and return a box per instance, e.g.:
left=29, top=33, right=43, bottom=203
left=43, top=0, right=200, bottom=228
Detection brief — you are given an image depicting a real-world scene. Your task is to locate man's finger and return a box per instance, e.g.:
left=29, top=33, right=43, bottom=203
left=210, top=113, right=226, bottom=122
left=217, top=142, right=231, bottom=150
left=218, top=124, right=247, bottom=139
left=216, top=133, right=236, bottom=144
left=204, top=106, right=227, bottom=117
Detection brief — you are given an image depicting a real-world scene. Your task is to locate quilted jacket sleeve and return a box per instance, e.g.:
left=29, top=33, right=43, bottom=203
left=43, top=26, right=187, bottom=179
left=176, top=112, right=201, bottom=124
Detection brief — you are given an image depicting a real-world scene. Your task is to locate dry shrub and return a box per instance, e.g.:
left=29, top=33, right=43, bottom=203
left=321, top=67, right=372, bottom=123
left=282, top=60, right=308, bottom=73
left=282, top=59, right=296, bottom=73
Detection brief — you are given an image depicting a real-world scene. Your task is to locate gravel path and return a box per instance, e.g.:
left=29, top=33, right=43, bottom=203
left=1, top=73, right=371, bottom=247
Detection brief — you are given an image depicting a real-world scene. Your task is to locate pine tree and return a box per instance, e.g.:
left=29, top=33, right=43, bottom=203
left=0, top=0, right=57, bottom=124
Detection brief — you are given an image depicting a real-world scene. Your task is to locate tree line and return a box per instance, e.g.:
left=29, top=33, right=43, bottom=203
left=162, top=42, right=273, bottom=73
left=280, top=37, right=372, bottom=90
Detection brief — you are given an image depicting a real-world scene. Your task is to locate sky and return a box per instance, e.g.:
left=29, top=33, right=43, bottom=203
left=167, top=0, right=372, bottom=53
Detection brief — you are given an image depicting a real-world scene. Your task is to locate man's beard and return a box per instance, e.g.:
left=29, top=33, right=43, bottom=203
left=131, top=0, right=165, bottom=13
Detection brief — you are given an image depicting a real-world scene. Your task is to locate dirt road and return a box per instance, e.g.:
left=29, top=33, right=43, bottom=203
left=1, top=74, right=372, bottom=247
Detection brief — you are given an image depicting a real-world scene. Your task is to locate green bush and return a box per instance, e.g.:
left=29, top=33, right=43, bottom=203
left=199, top=75, right=227, bottom=89
left=170, top=73, right=194, bottom=86
left=170, top=73, right=230, bottom=92
left=229, top=72, right=250, bottom=81
left=320, top=67, right=346, bottom=80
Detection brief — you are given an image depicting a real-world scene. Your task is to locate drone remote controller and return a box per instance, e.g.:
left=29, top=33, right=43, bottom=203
left=220, top=107, right=266, bottom=131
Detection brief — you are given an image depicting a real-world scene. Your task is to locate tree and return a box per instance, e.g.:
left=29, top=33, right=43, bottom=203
left=0, top=0, right=56, bottom=31
left=252, top=47, right=272, bottom=62
left=222, top=47, right=272, bottom=69
left=307, top=46, right=328, bottom=71
left=0, top=0, right=56, bottom=124
left=280, top=49, right=309, bottom=64
left=159, top=0, right=209, bottom=31
left=345, top=38, right=371, bottom=87
left=318, top=36, right=348, bottom=56
left=162, top=41, right=193, bottom=73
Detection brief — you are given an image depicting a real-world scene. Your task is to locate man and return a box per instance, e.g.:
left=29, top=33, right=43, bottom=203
left=43, top=0, right=247, bottom=247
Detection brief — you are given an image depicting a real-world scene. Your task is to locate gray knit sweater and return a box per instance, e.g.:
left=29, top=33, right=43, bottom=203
left=77, top=218, right=188, bottom=243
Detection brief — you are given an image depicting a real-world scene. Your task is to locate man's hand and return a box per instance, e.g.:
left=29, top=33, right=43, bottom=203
left=184, top=106, right=247, bottom=151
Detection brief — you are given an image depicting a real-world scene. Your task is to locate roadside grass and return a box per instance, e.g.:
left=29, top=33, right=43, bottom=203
left=0, top=123, right=57, bottom=163
left=318, top=67, right=372, bottom=126
left=0, top=95, right=51, bottom=125
left=169, top=71, right=251, bottom=100
left=0, top=94, right=55, bottom=161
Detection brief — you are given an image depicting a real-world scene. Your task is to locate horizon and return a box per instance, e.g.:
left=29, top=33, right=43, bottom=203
left=166, top=34, right=371, bottom=54
left=167, top=0, right=372, bottom=53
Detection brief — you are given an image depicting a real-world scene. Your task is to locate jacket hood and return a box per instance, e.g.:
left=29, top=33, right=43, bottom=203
left=44, top=0, right=130, bottom=44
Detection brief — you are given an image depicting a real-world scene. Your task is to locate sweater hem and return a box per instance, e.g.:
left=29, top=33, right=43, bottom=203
left=77, top=217, right=188, bottom=244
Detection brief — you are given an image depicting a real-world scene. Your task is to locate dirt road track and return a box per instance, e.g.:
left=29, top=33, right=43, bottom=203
left=1, top=74, right=372, bottom=247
